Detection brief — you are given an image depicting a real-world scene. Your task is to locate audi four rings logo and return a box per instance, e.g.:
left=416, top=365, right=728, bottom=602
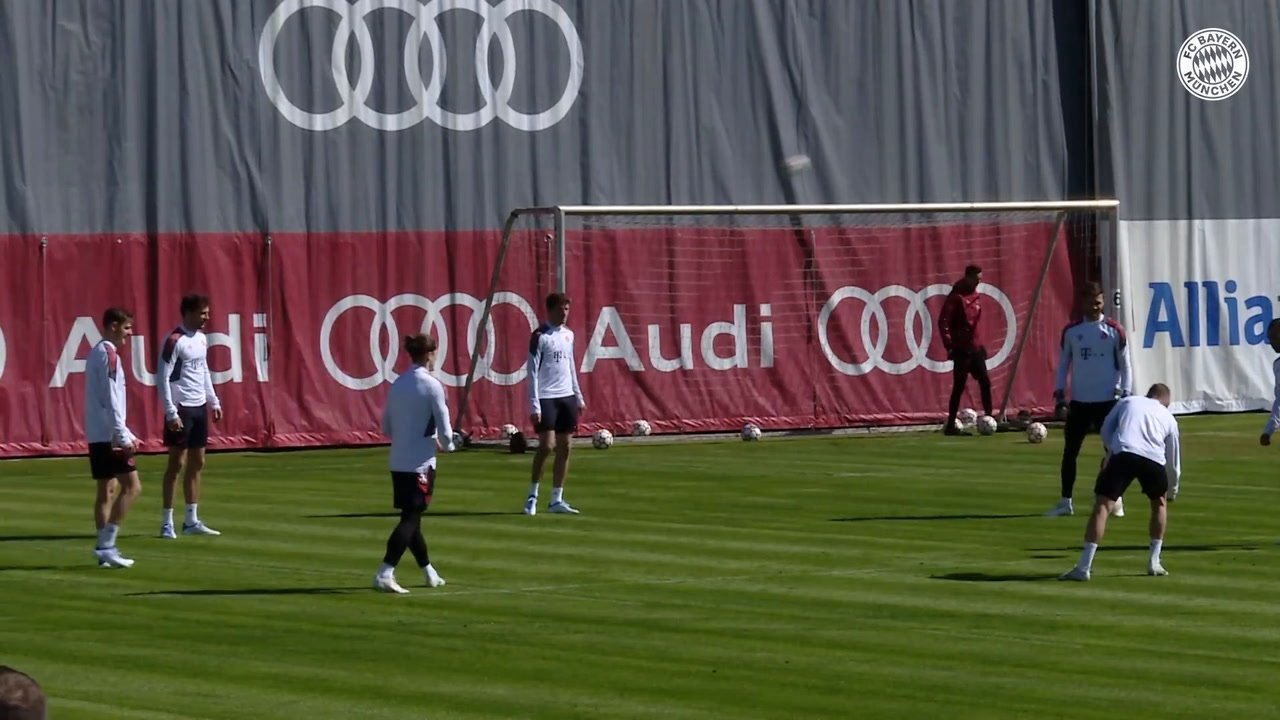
left=320, top=285, right=1018, bottom=389
left=258, top=0, right=585, bottom=132
left=818, top=284, right=1017, bottom=376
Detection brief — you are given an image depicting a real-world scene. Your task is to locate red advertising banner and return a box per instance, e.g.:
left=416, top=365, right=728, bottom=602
left=0, top=225, right=1074, bottom=458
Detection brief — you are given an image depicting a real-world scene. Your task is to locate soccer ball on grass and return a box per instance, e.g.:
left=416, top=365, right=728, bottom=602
left=592, top=429, right=614, bottom=450
left=958, top=408, right=979, bottom=427
left=500, top=423, right=519, bottom=440
left=741, top=423, right=763, bottom=441
left=1026, top=422, right=1048, bottom=444
left=631, top=419, right=652, bottom=436
left=976, top=415, right=998, bottom=436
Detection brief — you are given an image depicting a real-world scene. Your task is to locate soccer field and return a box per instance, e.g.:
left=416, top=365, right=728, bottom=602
left=2, top=415, right=1279, bottom=719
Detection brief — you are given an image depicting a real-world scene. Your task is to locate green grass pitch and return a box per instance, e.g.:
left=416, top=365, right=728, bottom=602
left=2, top=414, right=1279, bottom=719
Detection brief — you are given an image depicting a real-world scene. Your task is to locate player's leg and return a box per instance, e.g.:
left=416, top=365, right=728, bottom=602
left=376, top=473, right=421, bottom=593
left=98, top=470, right=143, bottom=567
left=181, top=405, right=218, bottom=535
left=971, top=352, right=994, bottom=417
left=95, top=476, right=118, bottom=531
left=1135, top=460, right=1170, bottom=576
left=548, top=398, right=580, bottom=514
left=1047, top=403, right=1089, bottom=516
left=1061, top=453, right=1130, bottom=580
left=944, top=353, right=968, bottom=434
left=160, top=413, right=188, bottom=538
left=408, top=467, right=445, bottom=587
left=526, top=400, right=556, bottom=515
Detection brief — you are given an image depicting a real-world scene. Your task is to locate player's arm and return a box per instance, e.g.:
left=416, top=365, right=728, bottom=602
left=1116, top=329, right=1133, bottom=397
left=1165, top=423, right=1181, bottom=501
left=157, top=336, right=181, bottom=423
left=380, top=400, right=393, bottom=438
left=1262, top=359, right=1280, bottom=445
left=204, top=357, right=222, bottom=413
left=570, top=339, right=585, bottom=410
left=1054, top=329, right=1071, bottom=404
left=937, top=293, right=956, bottom=354
left=526, top=332, right=543, bottom=419
left=1099, top=402, right=1120, bottom=451
left=430, top=382, right=455, bottom=452
left=92, top=349, right=133, bottom=448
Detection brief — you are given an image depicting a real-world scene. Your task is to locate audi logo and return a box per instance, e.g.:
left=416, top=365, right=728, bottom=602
left=0, top=323, right=6, bottom=382
left=320, top=292, right=538, bottom=390
left=258, top=0, right=585, bottom=132
left=817, top=284, right=1017, bottom=376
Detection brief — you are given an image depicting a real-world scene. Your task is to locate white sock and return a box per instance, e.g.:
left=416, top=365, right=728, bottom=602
left=185, top=503, right=199, bottom=525
left=1078, top=542, right=1099, bottom=571
left=528, top=482, right=539, bottom=499
left=162, top=508, right=174, bottom=526
left=97, top=523, right=119, bottom=549
left=1149, top=539, right=1163, bottom=565
left=423, top=563, right=441, bottom=579
left=1062, top=497, right=1073, bottom=506
left=550, top=487, right=564, bottom=505
left=378, top=563, right=395, bottom=578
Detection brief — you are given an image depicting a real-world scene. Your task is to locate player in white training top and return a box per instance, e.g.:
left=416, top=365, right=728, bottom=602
left=1060, top=383, right=1180, bottom=582
left=157, top=294, right=223, bottom=539
left=1046, top=282, right=1133, bottom=518
left=85, top=307, right=144, bottom=569
left=1258, top=320, right=1280, bottom=448
left=375, top=334, right=454, bottom=594
left=523, top=292, right=586, bottom=516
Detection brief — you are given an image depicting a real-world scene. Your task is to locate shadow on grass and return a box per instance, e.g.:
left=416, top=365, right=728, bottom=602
left=830, top=513, right=1041, bottom=523
left=302, top=511, right=523, bottom=519
left=1026, top=543, right=1261, bottom=553
left=0, top=534, right=94, bottom=542
left=930, top=572, right=1060, bottom=583
left=126, top=586, right=369, bottom=597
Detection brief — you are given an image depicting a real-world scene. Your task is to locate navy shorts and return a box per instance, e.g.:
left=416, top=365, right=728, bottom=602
left=391, top=468, right=435, bottom=511
left=164, top=403, right=210, bottom=449
left=1066, top=400, right=1117, bottom=441
left=536, top=396, right=579, bottom=434
left=88, top=442, right=137, bottom=480
left=1094, top=451, right=1169, bottom=501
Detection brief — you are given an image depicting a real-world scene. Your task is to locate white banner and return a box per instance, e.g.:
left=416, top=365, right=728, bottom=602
left=1117, top=219, right=1280, bottom=415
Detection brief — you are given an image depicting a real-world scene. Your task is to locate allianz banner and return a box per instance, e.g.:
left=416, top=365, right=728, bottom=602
left=1096, top=1, right=1280, bottom=414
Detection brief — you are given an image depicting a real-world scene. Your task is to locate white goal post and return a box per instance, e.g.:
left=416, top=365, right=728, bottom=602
left=456, top=200, right=1119, bottom=438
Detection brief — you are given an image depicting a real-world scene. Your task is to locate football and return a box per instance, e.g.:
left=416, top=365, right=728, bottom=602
left=977, top=415, right=998, bottom=436
left=500, top=423, right=519, bottom=440
left=632, top=419, right=652, bottom=436
left=1027, top=422, right=1048, bottom=444
left=958, top=408, right=979, bottom=427
left=741, top=423, right=763, bottom=441
left=592, top=429, right=614, bottom=450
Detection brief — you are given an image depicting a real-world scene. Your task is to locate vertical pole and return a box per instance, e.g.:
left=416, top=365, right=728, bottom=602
left=456, top=211, right=525, bottom=434
left=554, top=206, right=567, bottom=294
left=997, top=211, right=1069, bottom=423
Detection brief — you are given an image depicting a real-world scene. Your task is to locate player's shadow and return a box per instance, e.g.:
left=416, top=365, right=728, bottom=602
left=0, top=534, right=94, bottom=542
left=1026, top=543, right=1261, bottom=553
left=830, top=513, right=1040, bottom=523
left=930, top=572, right=1060, bottom=583
left=126, top=586, right=368, bottom=597
left=0, top=564, right=88, bottom=572
left=302, top=511, right=522, bottom=519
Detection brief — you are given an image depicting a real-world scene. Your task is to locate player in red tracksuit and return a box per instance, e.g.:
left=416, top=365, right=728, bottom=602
left=938, top=264, right=993, bottom=434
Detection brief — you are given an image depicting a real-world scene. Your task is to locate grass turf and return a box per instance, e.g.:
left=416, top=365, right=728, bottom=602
left=1, top=413, right=1279, bottom=719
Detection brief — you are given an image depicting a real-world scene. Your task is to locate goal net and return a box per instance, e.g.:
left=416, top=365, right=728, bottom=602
left=456, top=202, right=1117, bottom=439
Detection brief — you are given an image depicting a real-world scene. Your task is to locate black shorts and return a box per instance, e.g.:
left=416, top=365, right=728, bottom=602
left=88, top=442, right=137, bottom=480
left=164, top=404, right=210, bottom=449
left=536, top=396, right=579, bottom=434
left=391, top=468, right=436, bottom=511
left=1065, top=400, right=1117, bottom=440
left=1094, top=451, right=1169, bottom=501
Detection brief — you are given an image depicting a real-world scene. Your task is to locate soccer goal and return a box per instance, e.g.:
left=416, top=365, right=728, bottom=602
left=455, top=201, right=1119, bottom=440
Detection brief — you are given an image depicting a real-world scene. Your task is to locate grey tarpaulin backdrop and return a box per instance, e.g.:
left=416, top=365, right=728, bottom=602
left=0, top=0, right=1094, bottom=235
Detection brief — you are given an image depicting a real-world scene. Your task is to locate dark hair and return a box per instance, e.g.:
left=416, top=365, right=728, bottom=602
left=545, top=292, right=571, bottom=312
left=0, top=666, right=47, bottom=720
left=1146, top=383, right=1171, bottom=399
left=964, top=265, right=982, bottom=277
left=404, top=334, right=438, bottom=361
left=102, top=307, right=133, bottom=326
left=179, top=294, right=210, bottom=316
left=1080, top=281, right=1104, bottom=298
